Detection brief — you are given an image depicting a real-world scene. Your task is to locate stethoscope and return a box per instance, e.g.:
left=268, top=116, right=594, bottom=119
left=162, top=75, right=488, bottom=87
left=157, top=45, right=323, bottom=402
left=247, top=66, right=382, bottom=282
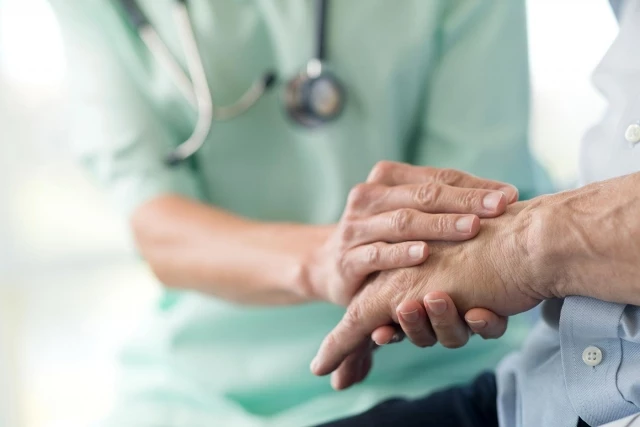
left=119, top=0, right=346, bottom=166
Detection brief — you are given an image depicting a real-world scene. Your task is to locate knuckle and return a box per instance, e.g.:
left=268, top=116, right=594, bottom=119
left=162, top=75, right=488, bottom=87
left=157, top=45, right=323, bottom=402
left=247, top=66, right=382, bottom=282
left=367, top=161, right=395, bottom=183
left=412, top=182, right=441, bottom=207
left=431, top=215, right=451, bottom=235
left=388, top=244, right=405, bottom=262
left=346, top=183, right=373, bottom=212
left=344, top=303, right=363, bottom=329
left=390, top=209, right=413, bottom=233
left=460, top=189, right=481, bottom=209
left=364, top=245, right=381, bottom=266
left=338, top=219, right=358, bottom=245
left=420, top=166, right=437, bottom=180
left=435, top=168, right=463, bottom=185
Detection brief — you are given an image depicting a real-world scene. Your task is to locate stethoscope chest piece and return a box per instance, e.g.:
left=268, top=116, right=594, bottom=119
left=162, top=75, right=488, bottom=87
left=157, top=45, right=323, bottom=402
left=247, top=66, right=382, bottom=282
left=121, top=0, right=344, bottom=164
left=284, top=59, right=345, bottom=128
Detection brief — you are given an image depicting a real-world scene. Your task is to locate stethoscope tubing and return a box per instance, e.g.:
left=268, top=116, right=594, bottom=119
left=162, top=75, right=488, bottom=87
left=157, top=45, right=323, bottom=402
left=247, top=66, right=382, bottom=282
left=119, top=0, right=338, bottom=166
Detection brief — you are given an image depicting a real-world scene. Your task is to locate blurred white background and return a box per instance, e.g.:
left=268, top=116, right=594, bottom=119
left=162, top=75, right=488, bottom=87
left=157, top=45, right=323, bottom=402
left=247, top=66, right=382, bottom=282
left=0, top=1, right=618, bottom=426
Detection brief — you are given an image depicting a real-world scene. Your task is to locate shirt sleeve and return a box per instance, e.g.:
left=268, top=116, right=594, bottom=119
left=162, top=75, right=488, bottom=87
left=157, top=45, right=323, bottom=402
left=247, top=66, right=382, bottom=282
left=49, top=1, right=204, bottom=218
left=598, top=414, right=640, bottom=427
left=411, top=0, right=553, bottom=199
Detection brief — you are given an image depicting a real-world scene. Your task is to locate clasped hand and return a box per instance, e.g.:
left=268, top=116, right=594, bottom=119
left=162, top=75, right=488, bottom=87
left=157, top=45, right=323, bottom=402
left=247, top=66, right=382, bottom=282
left=305, top=162, right=543, bottom=390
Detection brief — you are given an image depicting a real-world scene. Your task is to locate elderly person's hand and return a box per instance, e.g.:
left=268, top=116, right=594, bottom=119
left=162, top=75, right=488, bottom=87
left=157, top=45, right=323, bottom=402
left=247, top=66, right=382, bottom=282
left=311, top=201, right=547, bottom=384
left=328, top=294, right=509, bottom=390
left=301, top=161, right=519, bottom=306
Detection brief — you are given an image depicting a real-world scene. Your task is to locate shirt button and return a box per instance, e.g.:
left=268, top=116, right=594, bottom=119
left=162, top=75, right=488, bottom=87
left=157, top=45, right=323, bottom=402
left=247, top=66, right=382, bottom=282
left=624, top=123, right=640, bottom=146
left=582, top=346, right=603, bottom=367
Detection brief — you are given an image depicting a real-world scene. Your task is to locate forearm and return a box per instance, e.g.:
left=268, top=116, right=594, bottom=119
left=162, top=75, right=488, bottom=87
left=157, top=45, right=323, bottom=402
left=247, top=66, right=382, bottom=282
left=130, top=194, right=330, bottom=305
left=527, top=172, right=640, bottom=304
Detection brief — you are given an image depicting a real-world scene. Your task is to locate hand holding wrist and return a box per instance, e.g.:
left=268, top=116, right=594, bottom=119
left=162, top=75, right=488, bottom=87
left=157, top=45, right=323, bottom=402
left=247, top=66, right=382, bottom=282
left=298, top=162, right=521, bottom=306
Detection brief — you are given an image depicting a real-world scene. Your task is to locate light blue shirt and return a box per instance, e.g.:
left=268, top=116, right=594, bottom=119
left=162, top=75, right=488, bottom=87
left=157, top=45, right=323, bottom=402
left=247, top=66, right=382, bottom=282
left=496, top=1, right=640, bottom=426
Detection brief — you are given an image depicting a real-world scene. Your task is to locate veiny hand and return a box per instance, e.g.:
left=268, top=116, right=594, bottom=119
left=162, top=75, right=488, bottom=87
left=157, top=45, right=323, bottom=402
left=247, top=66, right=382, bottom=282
left=373, top=293, right=508, bottom=347
left=301, top=161, right=519, bottom=306
left=311, top=202, right=543, bottom=379
left=330, top=293, right=508, bottom=390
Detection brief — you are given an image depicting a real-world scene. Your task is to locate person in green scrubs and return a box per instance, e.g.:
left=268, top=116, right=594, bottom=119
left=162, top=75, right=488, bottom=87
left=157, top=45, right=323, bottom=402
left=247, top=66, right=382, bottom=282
left=49, top=1, right=551, bottom=425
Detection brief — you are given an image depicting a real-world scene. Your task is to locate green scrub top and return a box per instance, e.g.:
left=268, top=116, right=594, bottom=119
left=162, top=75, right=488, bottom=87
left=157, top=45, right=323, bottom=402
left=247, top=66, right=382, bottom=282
left=49, top=1, right=551, bottom=426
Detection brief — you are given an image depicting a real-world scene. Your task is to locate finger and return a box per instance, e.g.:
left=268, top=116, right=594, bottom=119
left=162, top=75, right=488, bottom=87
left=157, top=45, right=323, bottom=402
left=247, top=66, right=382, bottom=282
left=359, top=352, right=373, bottom=383
left=346, top=209, right=480, bottom=246
left=396, top=300, right=437, bottom=348
left=331, top=352, right=364, bottom=390
left=366, top=162, right=519, bottom=202
left=336, top=351, right=374, bottom=390
left=423, top=291, right=471, bottom=349
left=342, top=241, right=428, bottom=286
left=311, top=299, right=392, bottom=376
left=464, top=308, right=508, bottom=340
left=330, top=340, right=373, bottom=390
left=345, top=182, right=507, bottom=218
left=371, top=325, right=405, bottom=345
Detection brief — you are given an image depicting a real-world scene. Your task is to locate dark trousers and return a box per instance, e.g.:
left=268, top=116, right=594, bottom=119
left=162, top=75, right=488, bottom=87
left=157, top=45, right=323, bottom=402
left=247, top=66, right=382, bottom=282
left=315, top=372, right=592, bottom=427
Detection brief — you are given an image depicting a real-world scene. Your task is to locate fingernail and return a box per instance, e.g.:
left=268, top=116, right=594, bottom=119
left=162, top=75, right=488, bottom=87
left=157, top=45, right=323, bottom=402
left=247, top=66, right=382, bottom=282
left=482, top=192, right=504, bottom=211
left=426, top=298, right=447, bottom=315
left=389, top=332, right=404, bottom=344
left=501, top=186, right=519, bottom=202
left=310, top=357, right=319, bottom=372
left=409, top=244, right=425, bottom=259
left=455, top=216, right=475, bottom=233
left=467, top=319, right=487, bottom=329
left=400, top=309, right=419, bottom=322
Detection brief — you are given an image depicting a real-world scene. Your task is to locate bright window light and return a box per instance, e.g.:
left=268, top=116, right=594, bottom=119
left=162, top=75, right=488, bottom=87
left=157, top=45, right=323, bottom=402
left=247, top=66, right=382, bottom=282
left=0, top=0, right=66, bottom=87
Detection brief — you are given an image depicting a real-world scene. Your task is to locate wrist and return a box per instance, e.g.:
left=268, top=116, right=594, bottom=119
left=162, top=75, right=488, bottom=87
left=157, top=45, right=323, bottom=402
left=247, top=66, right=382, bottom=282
left=289, top=225, right=333, bottom=302
left=523, top=176, right=640, bottom=302
left=520, top=195, right=571, bottom=299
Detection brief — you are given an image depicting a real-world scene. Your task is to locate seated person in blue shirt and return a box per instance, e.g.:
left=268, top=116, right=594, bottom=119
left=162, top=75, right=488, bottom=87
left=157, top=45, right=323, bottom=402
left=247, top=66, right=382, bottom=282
left=310, top=2, right=640, bottom=427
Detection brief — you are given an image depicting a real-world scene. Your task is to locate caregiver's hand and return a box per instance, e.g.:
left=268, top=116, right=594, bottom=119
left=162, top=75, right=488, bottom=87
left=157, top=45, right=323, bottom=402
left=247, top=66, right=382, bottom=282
left=310, top=202, right=546, bottom=377
left=301, top=162, right=519, bottom=306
